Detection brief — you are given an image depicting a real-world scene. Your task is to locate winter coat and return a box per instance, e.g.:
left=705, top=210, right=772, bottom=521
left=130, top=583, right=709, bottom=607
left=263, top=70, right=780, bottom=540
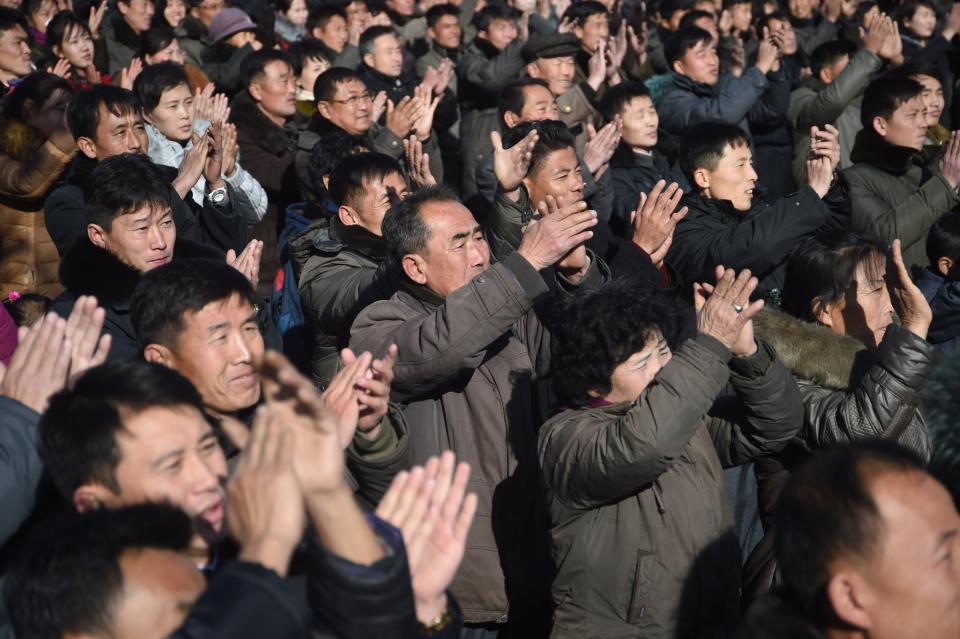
left=101, top=11, right=139, bottom=76
left=608, top=142, right=674, bottom=236
left=736, top=588, right=825, bottom=639
left=752, top=55, right=801, bottom=201
left=787, top=48, right=881, bottom=183
left=668, top=181, right=851, bottom=301
left=845, top=129, right=959, bottom=270
left=789, top=14, right=839, bottom=58
left=202, top=40, right=256, bottom=96
left=178, top=16, right=210, bottom=69
left=290, top=218, right=396, bottom=389
left=917, top=266, right=960, bottom=351
left=556, top=83, right=601, bottom=157
left=349, top=251, right=606, bottom=624
left=538, top=336, right=802, bottom=639
left=0, top=398, right=41, bottom=548
left=0, top=122, right=75, bottom=298
left=456, top=38, right=525, bottom=196
left=742, top=307, right=933, bottom=601
left=415, top=42, right=458, bottom=93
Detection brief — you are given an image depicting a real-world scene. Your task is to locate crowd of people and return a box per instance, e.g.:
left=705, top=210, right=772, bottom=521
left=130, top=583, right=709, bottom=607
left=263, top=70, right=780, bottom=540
left=1, top=0, right=960, bottom=635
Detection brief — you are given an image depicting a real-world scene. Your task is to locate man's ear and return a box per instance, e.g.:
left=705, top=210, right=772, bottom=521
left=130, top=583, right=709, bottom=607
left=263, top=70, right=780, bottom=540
left=362, top=52, right=375, bottom=68
left=939, top=256, right=954, bottom=277
left=672, top=58, right=685, bottom=76
left=76, top=135, right=98, bottom=159
left=143, top=342, right=174, bottom=367
left=873, top=115, right=889, bottom=138
left=819, top=67, right=833, bottom=84
left=503, top=110, right=521, bottom=128
left=572, top=24, right=584, bottom=39
left=116, top=0, right=129, bottom=17
left=526, top=61, right=541, bottom=78
left=826, top=570, right=874, bottom=632
left=316, top=100, right=333, bottom=119
left=87, top=223, right=108, bottom=250
left=338, top=204, right=360, bottom=226
left=401, top=253, right=427, bottom=285
left=310, top=26, right=324, bottom=40
left=73, top=484, right=115, bottom=514
left=692, top=167, right=710, bottom=190
left=190, top=5, right=200, bottom=18
left=248, top=80, right=264, bottom=103
left=426, top=26, right=437, bottom=41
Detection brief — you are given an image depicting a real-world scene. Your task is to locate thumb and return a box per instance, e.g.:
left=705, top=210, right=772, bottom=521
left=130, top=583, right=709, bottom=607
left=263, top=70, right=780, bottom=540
left=490, top=130, right=503, bottom=151
left=386, top=99, right=395, bottom=114
left=693, top=283, right=707, bottom=312
left=587, top=123, right=597, bottom=139
left=226, top=249, right=237, bottom=264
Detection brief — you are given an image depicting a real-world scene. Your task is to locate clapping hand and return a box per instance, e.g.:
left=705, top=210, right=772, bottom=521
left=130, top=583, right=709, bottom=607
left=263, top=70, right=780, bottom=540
left=490, top=128, right=539, bottom=195
left=887, top=239, right=932, bottom=340
left=694, top=266, right=764, bottom=356
left=631, top=180, right=687, bottom=268
left=226, top=239, right=263, bottom=287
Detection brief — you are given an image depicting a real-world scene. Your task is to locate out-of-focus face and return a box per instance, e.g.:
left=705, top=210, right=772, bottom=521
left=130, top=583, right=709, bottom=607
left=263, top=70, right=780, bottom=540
left=364, top=32, right=403, bottom=78
left=317, top=77, right=373, bottom=135
left=874, top=94, right=927, bottom=151
left=297, top=54, right=329, bottom=94
left=620, top=94, right=659, bottom=150
left=251, top=59, right=297, bottom=121
left=819, top=52, right=849, bottom=84
left=820, top=252, right=894, bottom=349
left=828, top=471, right=960, bottom=639
left=664, top=7, right=689, bottom=31
left=915, top=73, right=945, bottom=127
left=693, top=141, right=757, bottom=211
left=601, top=330, right=672, bottom=403
left=768, top=17, right=797, bottom=54
left=190, top=0, right=224, bottom=29
left=119, top=0, right=156, bottom=33
left=88, top=204, right=176, bottom=272
left=729, top=1, right=752, bottom=32
left=55, top=23, right=95, bottom=67
left=386, top=0, right=415, bottom=16
left=145, top=83, right=194, bottom=143
left=315, top=14, right=348, bottom=53
left=24, top=87, right=71, bottom=139
left=905, top=4, right=937, bottom=39
left=478, top=17, right=518, bottom=51
left=515, top=83, right=559, bottom=122
left=145, top=37, right=186, bottom=64
left=283, top=0, right=308, bottom=26
left=523, top=147, right=584, bottom=212
left=345, top=0, right=372, bottom=28
left=573, top=12, right=610, bottom=54
left=0, top=25, right=33, bottom=84
left=674, top=39, right=719, bottom=85
left=405, top=201, right=490, bottom=298
left=111, top=548, right=206, bottom=639
left=788, top=0, right=812, bottom=20
left=27, top=0, right=56, bottom=32
left=529, top=55, right=575, bottom=96
left=427, top=13, right=462, bottom=49
left=692, top=15, right=719, bottom=44
left=163, top=0, right=186, bottom=28
left=339, top=170, right=409, bottom=235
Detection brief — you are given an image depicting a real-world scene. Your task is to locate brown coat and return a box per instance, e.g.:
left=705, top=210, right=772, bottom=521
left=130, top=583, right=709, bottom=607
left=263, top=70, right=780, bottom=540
left=0, top=122, right=76, bottom=298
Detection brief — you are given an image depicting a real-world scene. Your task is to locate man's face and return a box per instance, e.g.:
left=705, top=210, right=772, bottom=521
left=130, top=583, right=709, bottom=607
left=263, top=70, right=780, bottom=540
left=0, top=26, right=32, bottom=84
left=386, top=0, right=414, bottom=16
left=411, top=201, right=490, bottom=298
left=315, top=15, right=348, bottom=53
left=98, top=405, right=228, bottom=552
left=478, top=18, right=518, bottom=51
left=345, top=0, right=371, bottom=28
left=119, top=0, right=156, bottom=34
left=80, top=104, right=148, bottom=160
left=318, top=78, right=372, bottom=136
left=164, top=294, right=264, bottom=415
left=515, top=83, right=559, bottom=122
left=729, top=1, right=752, bottom=32
left=111, top=548, right=206, bottom=639
left=675, top=39, right=719, bottom=85
left=89, top=205, right=176, bottom=272
left=620, top=95, right=658, bottom=149
left=365, top=33, right=403, bottom=78
left=841, top=471, right=960, bottom=639
left=190, top=0, right=224, bottom=29
left=523, top=147, right=584, bottom=211
left=819, top=52, right=850, bottom=84
left=602, top=330, right=672, bottom=403
left=768, top=17, right=797, bottom=54
left=874, top=95, right=927, bottom=151
left=251, top=60, right=297, bottom=121
left=145, top=83, right=195, bottom=143
left=574, top=12, right=610, bottom=54
left=694, top=142, right=757, bottom=211
left=915, top=73, right=945, bottom=127
left=788, top=0, right=812, bottom=20
left=530, top=55, right=575, bottom=96
left=340, top=170, right=409, bottom=235
left=905, top=4, right=937, bottom=39
left=428, top=14, right=462, bottom=49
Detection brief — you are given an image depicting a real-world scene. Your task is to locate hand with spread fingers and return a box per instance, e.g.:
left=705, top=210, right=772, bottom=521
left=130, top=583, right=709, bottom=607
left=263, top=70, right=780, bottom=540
left=62, top=295, right=111, bottom=382
left=340, top=344, right=398, bottom=440
left=887, top=239, right=932, bottom=339
left=518, top=195, right=597, bottom=274
left=534, top=195, right=596, bottom=281
left=630, top=180, right=688, bottom=268
left=0, top=313, right=72, bottom=413
left=694, top=266, right=764, bottom=355
left=491, top=128, right=539, bottom=197
left=404, top=135, right=437, bottom=189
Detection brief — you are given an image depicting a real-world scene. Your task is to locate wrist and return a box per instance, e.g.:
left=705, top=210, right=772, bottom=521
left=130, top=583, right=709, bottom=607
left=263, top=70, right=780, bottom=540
left=356, top=417, right=384, bottom=440
left=516, top=247, right=547, bottom=271
left=207, top=178, right=226, bottom=191
left=416, top=593, right=449, bottom=626
left=587, top=75, right=603, bottom=91
left=239, top=534, right=297, bottom=577
left=732, top=340, right=759, bottom=357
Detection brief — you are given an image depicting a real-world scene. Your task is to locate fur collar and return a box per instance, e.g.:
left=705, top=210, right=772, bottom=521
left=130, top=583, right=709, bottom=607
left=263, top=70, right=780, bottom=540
left=328, top=217, right=387, bottom=260
left=106, top=12, right=140, bottom=49
left=849, top=128, right=927, bottom=176
left=0, top=118, right=42, bottom=160
left=229, top=91, right=296, bottom=156
left=753, top=305, right=869, bottom=390
left=59, top=237, right=143, bottom=307
left=672, top=72, right=714, bottom=97
left=180, top=15, right=209, bottom=41
left=470, top=37, right=502, bottom=59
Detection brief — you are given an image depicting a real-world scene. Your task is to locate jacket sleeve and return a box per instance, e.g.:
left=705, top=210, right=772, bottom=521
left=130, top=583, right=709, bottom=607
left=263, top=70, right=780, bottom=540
left=0, top=128, right=75, bottom=199
left=847, top=167, right=959, bottom=253
left=790, top=49, right=881, bottom=131
left=485, top=186, right=529, bottom=262
left=703, top=339, right=804, bottom=467
left=349, top=252, right=548, bottom=401
left=224, top=164, right=268, bottom=224
left=346, top=403, right=414, bottom=510
left=538, top=334, right=733, bottom=510
left=661, top=67, right=769, bottom=132
left=193, top=190, right=247, bottom=253
left=795, top=324, right=934, bottom=459
left=747, top=67, right=792, bottom=126
left=0, top=398, right=42, bottom=546
left=456, top=41, right=525, bottom=94
left=796, top=17, right=839, bottom=57
left=299, top=256, right=395, bottom=340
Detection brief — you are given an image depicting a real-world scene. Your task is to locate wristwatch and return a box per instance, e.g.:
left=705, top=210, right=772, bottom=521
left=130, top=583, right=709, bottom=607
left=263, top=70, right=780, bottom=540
left=207, top=186, right=228, bottom=205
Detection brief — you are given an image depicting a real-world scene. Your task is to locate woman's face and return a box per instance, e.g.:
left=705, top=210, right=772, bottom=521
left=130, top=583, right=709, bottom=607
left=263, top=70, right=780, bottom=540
left=283, top=0, right=308, bottom=26
left=820, top=253, right=895, bottom=349
left=915, top=73, right=945, bottom=126
left=28, top=0, right=57, bottom=32
left=55, top=23, right=94, bottom=68
left=600, top=330, right=673, bottom=404
left=145, top=37, right=186, bottom=64
left=164, top=0, right=186, bottom=28
left=144, top=82, right=194, bottom=142
left=25, top=88, right=71, bottom=138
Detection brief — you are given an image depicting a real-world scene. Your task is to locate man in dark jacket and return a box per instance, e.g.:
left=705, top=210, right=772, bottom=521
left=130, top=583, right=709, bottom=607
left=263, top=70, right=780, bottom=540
left=102, top=0, right=155, bottom=75
left=669, top=121, right=849, bottom=301
left=202, top=8, right=261, bottom=95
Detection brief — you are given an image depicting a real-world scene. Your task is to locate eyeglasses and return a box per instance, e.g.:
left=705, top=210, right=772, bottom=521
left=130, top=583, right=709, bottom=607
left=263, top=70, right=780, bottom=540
left=329, top=92, right=372, bottom=106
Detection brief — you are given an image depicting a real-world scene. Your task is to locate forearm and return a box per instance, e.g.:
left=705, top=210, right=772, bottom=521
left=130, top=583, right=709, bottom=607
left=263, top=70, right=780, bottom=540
left=305, top=485, right=384, bottom=566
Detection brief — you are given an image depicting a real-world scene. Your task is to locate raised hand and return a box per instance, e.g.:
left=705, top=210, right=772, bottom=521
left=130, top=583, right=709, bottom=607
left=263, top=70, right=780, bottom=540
left=371, top=90, right=388, bottom=123
left=88, top=0, right=107, bottom=34
left=581, top=116, right=622, bottom=177
left=822, top=0, right=842, bottom=22
left=386, top=96, right=423, bottom=139
left=191, top=83, right=217, bottom=121
left=809, top=124, right=840, bottom=169
left=340, top=344, right=397, bottom=438
left=944, top=2, right=960, bottom=41
left=627, top=24, right=647, bottom=65
left=412, top=84, right=442, bottom=140
left=221, top=122, right=239, bottom=178
left=490, top=128, right=538, bottom=195
left=860, top=11, right=886, bottom=54
left=694, top=266, right=764, bottom=353
left=62, top=295, right=111, bottom=381
left=202, top=121, right=225, bottom=185
left=630, top=180, right=687, bottom=268
left=877, top=15, right=903, bottom=63
left=226, top=239, right=263, bottom=287
left=557, top=15, right=574, bottom=33
left=318, top=350, right=372, bottom=450
left=535, top=195, right=594, bottom=280
left=404, top=135, right=437, bottom=188
left=376, top=452, right=477, bottom=624
left=118, top=57, right=142, bottom=91
left=940, top=131, right=960, bottom=189
left=46, top=58, right=70, bottom=80
left=718, top=8, right=733, bottom=35
left=0, top=313, right=71, bottom=413
left=888, top=239, right=932, bottom=339
left=606, top=27, right=628, bottom=78
left=173, top=131, right=209, bottom=197
left=518, top=197, right=597, bottom=272
left=587, top=39, right=607, bottom=91
left=755, top=33, right=779, bottom=74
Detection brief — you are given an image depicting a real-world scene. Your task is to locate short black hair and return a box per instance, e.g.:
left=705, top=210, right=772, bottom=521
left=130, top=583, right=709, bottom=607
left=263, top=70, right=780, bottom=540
left=130, top=258, right=258, bottom=350
left=549, top=277, right=678, bottom=407
left=598, top=80, right=652, bottom=121
left=472, top=3, right=518, bottom=32
left=896, top=0, right=937, bottom=29
left=328, top=152, right=403, bottom=208
left=860, top=74, right=924, bottom=129
left=307, top=129, right=368, bottom=201
left=359, top=24, right=397, bottom=56
left=240, top=48, right=292, bottom=90
left=137, top=23, right=178, bottom=58
left=426, top=3, right=458, bottom=28
left=809, top=39, right=857, bottom=76
left=2, top=71, right=72, bottom=122
left=134, top=61, right=190, bottom=112
left=67, top=85, right=141, bottom=141
left=497, top=77, right=550, bottom=124
left=306, top=3, right=346, bottom=32
left=721, top=0, right=750, bottom=8
left=892, top=58, right=945, bottom=87
left=313, top=66, right=362, bottom=103
left=927, top=212, right=960, bottom=265
left=781, top=229, right=889, bottom=322
left=658, top=0, right=695, bottom=21
left=775, top=441, right=927, bottom=621
left=562, top=0, right=608, bottom=26
left=382, top=184, right=460, bottom=269
left=678, top=121, right=750, bottom=186
left=288, top=38, right=329, bottom=75
left=502, top=119, right=576, bottom=178
left=754, top=10, right=789, bottom=35
left=38, top=360, right=206, bottom=501
left=677, top=8, right=715, bottom=30
left=0, top=6, right=27, bottom=34
left=46, top=10, right=91, bottom=56
left=85, top=153, right=171, bottom=231
left=665, top=25, right=713, bottom=67
left=5, top=503, right=194, bottom=639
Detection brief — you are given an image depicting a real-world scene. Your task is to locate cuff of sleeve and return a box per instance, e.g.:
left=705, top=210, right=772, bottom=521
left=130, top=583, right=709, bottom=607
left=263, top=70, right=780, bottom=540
left=728, top=338, right=775, bottom=377
left=692, top=332, right=732, bottom=362
left=745, top=66, right=770, bottom=87
left=500, top=250, right=550, bottom=302
left=555, top=250, right=607, bottom=291
left=577, top=81, right=598, bottom=104
left=352, top=414, right=400, bottom=460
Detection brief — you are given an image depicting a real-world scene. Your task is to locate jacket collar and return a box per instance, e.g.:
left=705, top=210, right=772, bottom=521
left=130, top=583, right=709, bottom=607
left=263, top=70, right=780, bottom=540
left=358, top=63, right=404, bottom=88
left=230, top=91, right=296, bottom=155
left=849, top=128, right=926, bottom=176
left=672, top=73, right=714, bottom=97
left=609, top=141, right=665, bottom=171
left=58, top=237, right=144, bottom=308
left=107, top=11, right=140, bottom=49
left=431, top=40, right=459, bottom=61
left=329, top=218, right=388, bottom=260
left=398, top=275, right=446, bottom=307
left=471, top=37, right=502, bottom=59
left=682, top=191, right=748, bottom=220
